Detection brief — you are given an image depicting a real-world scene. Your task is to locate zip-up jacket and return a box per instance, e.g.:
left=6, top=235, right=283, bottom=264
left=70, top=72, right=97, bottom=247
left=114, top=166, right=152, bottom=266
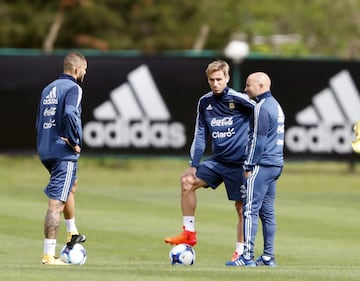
left=189, top=87, right=256, bottom=167
left=244, top=91, right=284, bottom=170
left=36, top=74, right=83, bottom=161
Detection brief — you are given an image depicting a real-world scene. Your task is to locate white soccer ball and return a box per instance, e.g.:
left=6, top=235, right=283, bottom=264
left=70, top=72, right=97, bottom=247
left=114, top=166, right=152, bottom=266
left=169, top=244, right=195, bottom=265
left=60, top=243, right=87, bottom=265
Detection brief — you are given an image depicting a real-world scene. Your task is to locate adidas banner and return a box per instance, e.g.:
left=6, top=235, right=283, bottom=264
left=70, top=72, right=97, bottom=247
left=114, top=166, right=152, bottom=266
left=0, top=54, right=359, bottom=160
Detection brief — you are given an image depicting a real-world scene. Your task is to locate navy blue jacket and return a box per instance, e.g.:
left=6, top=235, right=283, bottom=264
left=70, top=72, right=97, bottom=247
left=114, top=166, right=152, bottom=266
left=190, top=87, right=256, bottom=167
left=244, top=91, right=284, bottom=170
left=36, top=74, right=83, bottom=161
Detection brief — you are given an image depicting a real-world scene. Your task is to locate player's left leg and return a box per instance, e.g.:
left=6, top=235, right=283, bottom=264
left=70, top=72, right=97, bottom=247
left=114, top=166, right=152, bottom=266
left=228, top=201, right=244, bottom=261
left=219, top=164, right=245, bottom=262
left=41, top=160, right=69, bottom=265
left=41, top=160, right=84, bottom=264
left=227, top=165, right=264, bottom=266
left=63, top=179, right=86, bottom=247
left=255, top=166, right=282, bottom=267
left=259, top=179, right=276, bottom=258
left=44, top=198, right=65, bottom=239
left=42, top=198, right=68, bottom=265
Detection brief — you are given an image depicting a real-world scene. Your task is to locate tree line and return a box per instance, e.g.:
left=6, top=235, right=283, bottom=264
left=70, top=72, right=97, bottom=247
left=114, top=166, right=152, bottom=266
left=1, top=0, right=360, bottom=58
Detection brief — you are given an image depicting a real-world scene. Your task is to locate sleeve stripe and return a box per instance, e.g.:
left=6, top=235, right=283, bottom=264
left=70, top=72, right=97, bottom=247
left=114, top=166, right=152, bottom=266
left=76, top=85, right=83, bottom=108
left=246, top=99, right=264, bottom=165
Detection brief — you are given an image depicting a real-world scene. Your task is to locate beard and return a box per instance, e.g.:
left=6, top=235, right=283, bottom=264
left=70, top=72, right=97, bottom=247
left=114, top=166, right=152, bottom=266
left=77, top=75, right=85, bottom=84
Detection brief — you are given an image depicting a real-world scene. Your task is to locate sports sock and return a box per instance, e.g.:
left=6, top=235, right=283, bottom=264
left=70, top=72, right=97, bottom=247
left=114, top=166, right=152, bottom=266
left=235, top=242, right=244, bottom=255
left=43, top=239, right=56, bottom=256
left=262, top=255, right=272, bottom=261
left=65, top=218, right=78, bottom=234
left=183, top=216, right=195, bottom=232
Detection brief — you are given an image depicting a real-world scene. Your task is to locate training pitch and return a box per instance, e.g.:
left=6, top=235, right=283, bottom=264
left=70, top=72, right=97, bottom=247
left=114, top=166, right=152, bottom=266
left=0, top=155, right=359, bottom=281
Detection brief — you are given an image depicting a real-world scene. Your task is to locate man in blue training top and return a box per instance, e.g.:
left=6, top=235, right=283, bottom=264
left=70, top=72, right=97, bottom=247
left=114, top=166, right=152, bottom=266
left=226, top=72, right=285, bottom=267
left=36, top=52, right=88, bottom=265
left=165, top=60, right=256, bottom=262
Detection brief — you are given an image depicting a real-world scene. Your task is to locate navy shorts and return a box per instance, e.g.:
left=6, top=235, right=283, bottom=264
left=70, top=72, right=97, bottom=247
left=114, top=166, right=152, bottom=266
left=196, top=159, right=245, bottom=201
left=42, top=160, right=77, bottom=202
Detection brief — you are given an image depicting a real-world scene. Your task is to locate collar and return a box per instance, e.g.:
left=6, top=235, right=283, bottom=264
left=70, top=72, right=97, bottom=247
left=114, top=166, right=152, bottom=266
left=59, top=73, right=76, bottom=83
left=255, top=91, right=272, bottom=102
left=213, top=87, right=229, bottom=99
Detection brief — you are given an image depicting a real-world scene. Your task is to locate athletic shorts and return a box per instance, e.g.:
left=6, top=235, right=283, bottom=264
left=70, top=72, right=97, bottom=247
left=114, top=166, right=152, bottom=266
left=196, top=159, right=245, bottom=201
left=42, top=160, right=77, bottom=202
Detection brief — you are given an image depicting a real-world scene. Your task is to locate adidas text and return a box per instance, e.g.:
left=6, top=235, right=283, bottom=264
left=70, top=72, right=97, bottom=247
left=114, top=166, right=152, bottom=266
left=285, top=124, right=353, bottom=153
left=83, top=118, right=186, bottom=148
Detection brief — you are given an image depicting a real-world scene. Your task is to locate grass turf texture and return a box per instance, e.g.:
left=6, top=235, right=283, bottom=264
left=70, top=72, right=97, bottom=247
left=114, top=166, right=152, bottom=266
left=0, top=155, right=359, bottom=281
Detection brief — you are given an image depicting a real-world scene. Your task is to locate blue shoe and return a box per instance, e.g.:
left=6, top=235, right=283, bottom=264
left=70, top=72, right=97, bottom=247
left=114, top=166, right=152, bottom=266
left=225, top=255, right=256, bottom=266
left=255, top=255, right=277, bottom=267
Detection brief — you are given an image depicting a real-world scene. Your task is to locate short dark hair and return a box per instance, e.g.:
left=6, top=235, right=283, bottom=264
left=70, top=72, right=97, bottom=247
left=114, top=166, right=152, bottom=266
left=63, top=52, right=86, bottom=71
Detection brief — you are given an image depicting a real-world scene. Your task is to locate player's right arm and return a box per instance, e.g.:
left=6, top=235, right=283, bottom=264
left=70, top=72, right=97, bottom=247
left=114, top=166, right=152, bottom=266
left=62, top=86, right=82, bottom=151
left=230, top=90, right=256, bottom=109
left=244, top=101, right=269, bottom=170
left=189, top=100, right=208, bottom=168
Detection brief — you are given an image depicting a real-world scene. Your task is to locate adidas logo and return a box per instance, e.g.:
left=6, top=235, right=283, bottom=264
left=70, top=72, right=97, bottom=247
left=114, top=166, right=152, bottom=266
left=206, top=104, right=213, bottom=110
left=46, top=87, right=57, bottom=99
left=295, top=70, right=360, bottom=125
left=43, top=87, right=58, bottom=105
left=83, top=65, right=186, bottom=149
left=286, top=70, right=360, bottom=154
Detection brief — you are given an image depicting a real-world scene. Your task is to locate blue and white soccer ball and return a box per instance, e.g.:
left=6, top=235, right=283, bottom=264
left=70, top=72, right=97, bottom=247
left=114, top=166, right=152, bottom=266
left=169, top=244, right=195, bottom=265
left=60, top=243, right=87, bottom=265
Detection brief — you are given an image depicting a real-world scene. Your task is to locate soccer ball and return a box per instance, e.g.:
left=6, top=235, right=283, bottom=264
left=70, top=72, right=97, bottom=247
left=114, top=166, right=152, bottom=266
left=60, top=243, right=87, bottom=265
left=169, top=244, right=195, bottom=265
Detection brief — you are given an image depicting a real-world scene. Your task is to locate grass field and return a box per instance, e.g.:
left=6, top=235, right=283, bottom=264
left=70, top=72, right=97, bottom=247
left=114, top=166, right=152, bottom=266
left=0, top=155, right=360, bottom=281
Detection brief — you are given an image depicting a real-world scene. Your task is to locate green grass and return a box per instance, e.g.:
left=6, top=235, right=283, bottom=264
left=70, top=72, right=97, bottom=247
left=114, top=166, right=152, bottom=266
left=0, top=155, right=360, bottom=281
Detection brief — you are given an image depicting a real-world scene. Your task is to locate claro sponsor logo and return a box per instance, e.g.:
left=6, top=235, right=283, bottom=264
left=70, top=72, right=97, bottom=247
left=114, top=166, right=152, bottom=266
left=83, top=65, right=186, bottom=148
left=210, top=117, right=235, bottom=138
left=286, top=70, right=360, bottom=153
left=43, top=119, right=56, bottom=129
left=212, top=128, right=235, bottom=138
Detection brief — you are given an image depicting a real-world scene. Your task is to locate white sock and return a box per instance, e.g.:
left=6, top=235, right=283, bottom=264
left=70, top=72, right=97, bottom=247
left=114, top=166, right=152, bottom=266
left=236, top=242, right=244, bottom=255
left=65, top=218, right=78, bottom=233
left=183, top=216, right=195, bottom=232
left=43, top=239, right=56, bottom=256
left=262, top=255, right=272, bottom=261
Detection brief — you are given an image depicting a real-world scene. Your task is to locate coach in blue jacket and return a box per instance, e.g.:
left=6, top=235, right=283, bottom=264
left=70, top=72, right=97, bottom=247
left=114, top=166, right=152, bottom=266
left=36, top=52, right=87, bottom=265
left=226, top=72, right=285, bottom=267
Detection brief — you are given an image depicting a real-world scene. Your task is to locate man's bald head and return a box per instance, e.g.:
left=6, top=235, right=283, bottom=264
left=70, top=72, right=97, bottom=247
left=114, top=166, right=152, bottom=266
left=245, top=72, right=271, bottom=99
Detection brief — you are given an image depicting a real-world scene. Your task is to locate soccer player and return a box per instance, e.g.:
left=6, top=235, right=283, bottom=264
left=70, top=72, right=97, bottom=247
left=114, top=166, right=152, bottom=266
left=165, top=60, right=256, bottom=262
left=36, top=52, right=88, bottom=265
left=226, top=72, right=285, bottom=267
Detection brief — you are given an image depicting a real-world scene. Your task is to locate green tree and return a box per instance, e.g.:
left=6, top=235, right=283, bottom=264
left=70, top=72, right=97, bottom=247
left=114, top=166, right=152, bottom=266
left=0, top=0, right=360, bottom=58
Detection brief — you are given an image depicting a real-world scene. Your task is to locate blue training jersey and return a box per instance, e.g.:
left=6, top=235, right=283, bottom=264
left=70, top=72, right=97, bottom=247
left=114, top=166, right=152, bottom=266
left=244, top=91, right=285, bottom=169
left=36, top=74, right=83, bottom=161
left=189, top=87, right=256, bottom=167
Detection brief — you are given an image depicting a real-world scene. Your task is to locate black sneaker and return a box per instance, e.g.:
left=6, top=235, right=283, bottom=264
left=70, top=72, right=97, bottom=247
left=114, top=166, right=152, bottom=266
left=67, top=233, right=86, bottom=248
left=255, top=255, right=277, bottom=267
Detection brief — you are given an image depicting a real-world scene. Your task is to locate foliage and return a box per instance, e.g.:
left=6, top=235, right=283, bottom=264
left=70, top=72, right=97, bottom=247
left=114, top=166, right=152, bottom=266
left=1, top=0, right=360, bottom=57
